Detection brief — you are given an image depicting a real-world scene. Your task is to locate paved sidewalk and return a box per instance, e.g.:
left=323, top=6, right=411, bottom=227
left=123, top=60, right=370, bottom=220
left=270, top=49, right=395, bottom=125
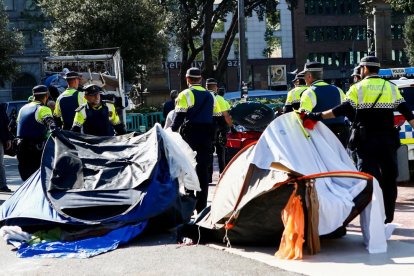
left=1, top=156, right=414, bottom=275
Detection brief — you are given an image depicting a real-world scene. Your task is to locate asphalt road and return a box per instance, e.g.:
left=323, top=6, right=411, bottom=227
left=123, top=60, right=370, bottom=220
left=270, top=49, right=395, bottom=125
left=0, top=156, right=301, bottom=276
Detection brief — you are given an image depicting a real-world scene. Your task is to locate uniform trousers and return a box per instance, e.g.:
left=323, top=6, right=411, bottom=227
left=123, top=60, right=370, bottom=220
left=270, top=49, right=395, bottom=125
left=16, top=140, right=44, bottom=181
left=356, top=134, right=399, bottom=223
left=182, top=124, right=214, bottom=213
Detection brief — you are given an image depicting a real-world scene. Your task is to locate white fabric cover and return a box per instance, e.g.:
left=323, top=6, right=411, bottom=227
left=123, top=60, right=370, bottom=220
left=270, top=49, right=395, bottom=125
left=251, top=112, right=386, bottom=253
left=157, top=124, right=200, bottom=193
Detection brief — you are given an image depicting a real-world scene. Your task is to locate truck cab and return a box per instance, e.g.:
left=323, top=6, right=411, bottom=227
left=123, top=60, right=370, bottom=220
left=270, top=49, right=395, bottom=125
left=41, top=48, right=127, bottom=122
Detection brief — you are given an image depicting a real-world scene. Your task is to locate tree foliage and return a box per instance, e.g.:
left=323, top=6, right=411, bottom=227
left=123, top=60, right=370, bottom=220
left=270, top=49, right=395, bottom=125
left=404, top=15, right=414, bottom=65
left=385, top=0, right=414, bottom=14
left=38, top=0, right=168, bottom=82
left=160, top=0, right=280, bottom=88
left=0, top=0, right=24, bottom=86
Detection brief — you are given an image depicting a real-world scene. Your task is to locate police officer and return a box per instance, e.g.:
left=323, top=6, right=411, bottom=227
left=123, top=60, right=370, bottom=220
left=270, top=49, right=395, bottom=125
left=16, top=85, right=56, bottom=181
left=351, top=65, right=362, bottom=84
left=171, top=68, right=223, bottom=213
left=284, top=72, right=308, bottom=113
left=163, top=90, right=178, bottom=119
left=71, top=84, right=126, bottom=136
left=299, top=61, right=348, bottom=146
left=54, top=71, right=85, bottom=130
left=206, top=78, right=232, bottom=174
left=305, top=56, right=414, bottom=223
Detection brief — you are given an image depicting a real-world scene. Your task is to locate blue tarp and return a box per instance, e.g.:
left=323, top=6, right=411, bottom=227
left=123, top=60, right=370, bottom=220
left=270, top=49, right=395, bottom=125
left=0, top=128, right=194, bottom=258
left=16, top=222, right=147, bottom=258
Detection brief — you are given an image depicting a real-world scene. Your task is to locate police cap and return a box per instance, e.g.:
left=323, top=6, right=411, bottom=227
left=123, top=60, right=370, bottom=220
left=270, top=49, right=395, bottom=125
left=206, top=78, right=218, bottom=85
left=32, top=85, right=49, bottom=95
left=65, top=71, right=81, bottom=79
left=293, top=72, right=305, bottom=82
left=185, top=67, right=202, bottom=78
left=84, top=84, right=102, bottom=96
left=299, top=61, right=323, bottom=75
left=359, top=56, right=380, bottom=68
left=351, top=65, right=361, bottom=77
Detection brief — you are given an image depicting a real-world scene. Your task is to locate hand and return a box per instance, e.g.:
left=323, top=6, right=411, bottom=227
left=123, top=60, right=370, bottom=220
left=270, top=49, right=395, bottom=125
left=305, top=112, right=323, bottom=121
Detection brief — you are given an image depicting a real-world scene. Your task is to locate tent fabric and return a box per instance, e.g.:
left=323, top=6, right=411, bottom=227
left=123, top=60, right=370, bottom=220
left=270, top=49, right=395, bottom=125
left=16, top=222, right=147, bottom=258
left=1, top=124, right=199, bottom=230
left=252, top=112, right=386, bottom=253
left=195, top=112, right=386, bottom=253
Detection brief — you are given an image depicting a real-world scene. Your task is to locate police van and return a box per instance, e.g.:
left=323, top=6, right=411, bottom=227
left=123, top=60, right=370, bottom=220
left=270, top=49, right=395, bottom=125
left=379, top=67, right=414, bottom=180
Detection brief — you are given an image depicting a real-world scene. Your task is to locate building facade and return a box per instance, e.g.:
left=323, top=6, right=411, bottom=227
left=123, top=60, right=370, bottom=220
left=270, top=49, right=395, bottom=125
left=2, top=0, right=45, bottom=102
left=163, top=0, right=295, bottom=93
left=292, top=0, right=408, bottom=89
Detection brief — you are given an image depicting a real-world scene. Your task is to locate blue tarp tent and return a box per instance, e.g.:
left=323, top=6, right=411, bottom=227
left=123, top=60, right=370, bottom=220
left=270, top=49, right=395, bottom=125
left=0, top=125, right=197, bottom=257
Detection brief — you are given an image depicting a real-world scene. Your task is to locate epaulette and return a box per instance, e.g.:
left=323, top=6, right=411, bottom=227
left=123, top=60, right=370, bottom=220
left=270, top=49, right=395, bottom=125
left=75, top=104, right=87, bottom=112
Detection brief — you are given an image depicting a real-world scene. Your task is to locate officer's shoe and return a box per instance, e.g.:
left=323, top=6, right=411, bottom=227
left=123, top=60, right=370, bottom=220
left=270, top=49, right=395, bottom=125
left=0, top=186, right=12, bottom=193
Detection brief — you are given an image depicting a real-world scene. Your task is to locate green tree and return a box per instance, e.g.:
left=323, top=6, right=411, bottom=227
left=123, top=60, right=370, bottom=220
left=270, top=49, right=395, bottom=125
left=38, top=0, right=167, bottom=82
left=0, top=0, right=24, bottom=86
left=385, top=0, right=414, bottom=14
left=404, top=15, right=414, bottom=65
left=161, top=0, right=282, bottom=88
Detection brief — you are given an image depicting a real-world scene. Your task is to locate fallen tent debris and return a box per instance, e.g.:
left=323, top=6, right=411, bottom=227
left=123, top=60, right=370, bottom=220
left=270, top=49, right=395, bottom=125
left=180, top=112, right=387, bottom=257
left=0, top=124, right=199, bottom=258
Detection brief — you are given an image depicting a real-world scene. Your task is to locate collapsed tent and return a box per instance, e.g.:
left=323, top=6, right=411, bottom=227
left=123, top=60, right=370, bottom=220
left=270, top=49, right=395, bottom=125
left=0, top=124, right=200, bottom=257
left=183, top=112, right=387, bottom=254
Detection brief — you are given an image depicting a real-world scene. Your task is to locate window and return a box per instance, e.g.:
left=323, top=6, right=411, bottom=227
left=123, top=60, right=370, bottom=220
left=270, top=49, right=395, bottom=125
left=305, top=0, right=360, bottom=15
left=3, top=0, right=14, bottom=11
left=306, top=25, right=366, bottom=42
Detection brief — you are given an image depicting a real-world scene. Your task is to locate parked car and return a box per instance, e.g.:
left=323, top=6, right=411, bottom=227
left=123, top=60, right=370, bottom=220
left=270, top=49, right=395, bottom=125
left=224, top=90, right=287, bottom=163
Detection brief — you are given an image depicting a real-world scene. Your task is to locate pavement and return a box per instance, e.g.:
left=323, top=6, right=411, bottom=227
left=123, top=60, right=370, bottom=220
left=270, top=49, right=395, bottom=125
left=1, top=155, right=414, bottom=275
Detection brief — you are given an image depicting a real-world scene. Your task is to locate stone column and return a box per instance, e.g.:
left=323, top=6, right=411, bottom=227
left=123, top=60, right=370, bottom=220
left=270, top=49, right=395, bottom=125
left=373, top=2, right=393, bottom=62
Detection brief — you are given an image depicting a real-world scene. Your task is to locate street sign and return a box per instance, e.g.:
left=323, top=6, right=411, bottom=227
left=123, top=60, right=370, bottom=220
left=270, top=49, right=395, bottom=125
left=268, top=65, right=287, bottom=86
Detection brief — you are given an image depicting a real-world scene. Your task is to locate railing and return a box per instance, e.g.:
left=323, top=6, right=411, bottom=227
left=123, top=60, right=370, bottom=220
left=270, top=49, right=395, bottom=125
left=126, top=112, right=164, bottom=132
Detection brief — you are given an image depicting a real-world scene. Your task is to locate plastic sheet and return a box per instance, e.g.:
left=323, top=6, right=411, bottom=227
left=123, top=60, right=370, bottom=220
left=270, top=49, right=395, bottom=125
left=16, top=221, right=147, bottom=258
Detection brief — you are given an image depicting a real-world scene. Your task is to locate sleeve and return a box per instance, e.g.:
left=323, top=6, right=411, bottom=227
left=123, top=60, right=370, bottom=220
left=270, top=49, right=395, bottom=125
left=345, top=84, right=359, bottom=108
left=171, top=112, right=186, bottom=132
left=332, top=101, right=355, bottom=119
left=397, top=102, right=414, bottom=122
left=107, top=103, right=121, bottom=125
left=299, top=88, right=316, bottom=113
left=39, top=106, right=56, bottom=131
left=37, top=106, right=53, bottom=122
left=338, top=87, right=346, bottom=103
left=217, top=96, right=229, bottom=112
left=72, top=109, right=86, bottom=128
left=285, top=90, right=294, bottom=105
left=53, top=98, right=62, bottom=117
left=213, top=94, right=222, bottom=117
left=175, top=90, right=191, bottom=112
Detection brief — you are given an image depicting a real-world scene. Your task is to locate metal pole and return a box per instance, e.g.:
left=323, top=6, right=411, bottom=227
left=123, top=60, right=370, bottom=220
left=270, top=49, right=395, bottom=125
left=238, top=0, right=247, bottom=98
